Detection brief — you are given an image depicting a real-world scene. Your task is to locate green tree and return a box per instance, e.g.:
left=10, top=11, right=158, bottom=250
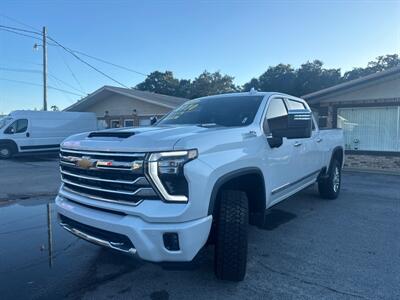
left=135, top=71, right=180, bottom=96
left=242, top=60, right=341, bottom=96
left=246, top=64, right=296, bottom=94
left=189, top=71, right=238, bottom=98
left=242, top=78, right=260, bottom=92
left=295, top=60, right=342, bottom=96
left=343, top=54, right=400, bottom=81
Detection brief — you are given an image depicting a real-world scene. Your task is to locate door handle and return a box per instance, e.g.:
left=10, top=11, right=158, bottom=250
left=26, top=132, right=30, bottom=138
left=316, top=138, right=322, bottom=143
left=294, top=142, right=302, bottom=147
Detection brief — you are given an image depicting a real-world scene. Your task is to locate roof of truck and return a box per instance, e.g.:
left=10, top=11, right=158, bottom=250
left=195, top=91, right=301, bottom=101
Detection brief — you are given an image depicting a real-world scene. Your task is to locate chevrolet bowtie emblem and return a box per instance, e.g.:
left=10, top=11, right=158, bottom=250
left=76, top=157, right=95, bottom=169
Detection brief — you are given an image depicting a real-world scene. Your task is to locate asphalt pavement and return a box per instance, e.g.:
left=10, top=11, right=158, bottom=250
left=0, top=156, right=399, bottom=299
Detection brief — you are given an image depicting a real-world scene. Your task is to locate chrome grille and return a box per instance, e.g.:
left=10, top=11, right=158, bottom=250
left=60, top=148, right=158, bottom=205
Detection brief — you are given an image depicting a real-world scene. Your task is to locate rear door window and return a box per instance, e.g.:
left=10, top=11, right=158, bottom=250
left=287, top=99, right=306, bottom=110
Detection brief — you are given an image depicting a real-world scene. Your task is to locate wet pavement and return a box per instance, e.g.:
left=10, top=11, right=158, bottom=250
left=0, top=160, right=399, bottom=299
left=0, top=153, right=60, bottom=201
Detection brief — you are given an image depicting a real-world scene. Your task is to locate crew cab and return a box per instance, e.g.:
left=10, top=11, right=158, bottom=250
left=55, top=91, right=344, bottom=281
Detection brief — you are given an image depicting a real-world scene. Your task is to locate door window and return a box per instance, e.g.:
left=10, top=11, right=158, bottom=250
left=4, top=119, right=28, bottom=134
left=264, top=98, right=287, bottom=134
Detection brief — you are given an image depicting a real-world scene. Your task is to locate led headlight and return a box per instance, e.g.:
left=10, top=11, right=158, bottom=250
left=147, top=150, right=198, bottom=202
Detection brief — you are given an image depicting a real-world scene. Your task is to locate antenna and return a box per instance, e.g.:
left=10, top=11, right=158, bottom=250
left=249, top=87, right=257, bottom=94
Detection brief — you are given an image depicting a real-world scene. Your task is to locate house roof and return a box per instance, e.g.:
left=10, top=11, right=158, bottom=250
left=302, top=65, right=400, bottom=102
left=64, top=85, right=188, bottom=111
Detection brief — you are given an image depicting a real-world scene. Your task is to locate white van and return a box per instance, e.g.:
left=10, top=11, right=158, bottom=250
left=0, top=111, right=97, bottom=159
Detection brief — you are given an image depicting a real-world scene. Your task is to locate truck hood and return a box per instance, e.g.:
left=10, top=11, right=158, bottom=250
left=61, top=125, right=230, bottom=153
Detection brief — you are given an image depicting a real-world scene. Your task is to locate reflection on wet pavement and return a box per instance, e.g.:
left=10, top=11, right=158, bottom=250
left=0, top=197, right=143, bottom=300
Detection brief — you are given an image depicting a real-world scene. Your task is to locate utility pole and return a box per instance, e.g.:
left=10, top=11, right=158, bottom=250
left=42, top=26, right=47, bottom=111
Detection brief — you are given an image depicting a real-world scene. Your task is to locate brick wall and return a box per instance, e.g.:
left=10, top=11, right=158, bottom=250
left=344, top=154, right=400, bottom=173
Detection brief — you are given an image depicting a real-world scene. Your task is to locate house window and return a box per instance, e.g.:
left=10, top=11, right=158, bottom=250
left=110, top=120, right=121, bottom=128
left=139, top=118, right=151, bottom=126
left=337, top=106, right=400, bottom=152
left=124, top=119, right=134, bottom=127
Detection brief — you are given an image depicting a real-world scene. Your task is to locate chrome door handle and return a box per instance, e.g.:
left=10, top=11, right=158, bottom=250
left=294, top=142, right=302, bottom=147
left=316, top=138, right=323, bottom=143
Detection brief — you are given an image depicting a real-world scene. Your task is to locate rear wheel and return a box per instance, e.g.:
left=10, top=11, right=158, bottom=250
left=0, top=144, right=14, bottom=159
left=214, top=190, right=248, bottom=281
left=318, top=160, right=341, bottom=199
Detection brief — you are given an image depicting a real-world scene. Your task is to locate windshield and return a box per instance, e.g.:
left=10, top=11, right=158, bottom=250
left=158, top=95, right=264, bottom=127
left=0, top=117, right=12, bottom=129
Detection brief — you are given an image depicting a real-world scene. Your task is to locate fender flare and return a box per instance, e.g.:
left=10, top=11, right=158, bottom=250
left=0, top=139, right=18, bottom=154
left=326, top=146, right=344, bottom=175
left=208, top=167, right=266, bottom=215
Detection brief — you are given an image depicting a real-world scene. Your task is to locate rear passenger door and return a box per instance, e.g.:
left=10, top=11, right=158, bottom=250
left=286, top=98, right=321, bottom=180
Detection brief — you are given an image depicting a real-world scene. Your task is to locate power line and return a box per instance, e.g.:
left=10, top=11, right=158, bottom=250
left=1, top=23, right=147, bottom=81
left=0, top=66, right=86, bottom=94
left=71, top=49, right=148, bottom=76
left=48, top=72, right=86, bottom=95
left=0, top=27, right=41, bottom=41
left=54, top=46, right=86, bottom=93
left=0, top=78, right=85, bottom=97
left=47, top=35, right=130, bottom=88
left=0, top=24, right=40, bottom=35
left=48, top=74, right=74, bottom=103
left=0, top=13, right=40, bottom=31
left=0, top=67, right=41, bottom=73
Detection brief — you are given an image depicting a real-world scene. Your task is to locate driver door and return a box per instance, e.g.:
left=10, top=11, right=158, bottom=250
left=4, top=119, right=30, bottom=151
left=261, top=97, right=299, bottom=206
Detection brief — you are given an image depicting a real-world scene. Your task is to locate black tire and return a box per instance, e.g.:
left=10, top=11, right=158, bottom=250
left=214, top=190, right=248, bottom=281
left=0, top=144, right=14, bottom=159
left=318, top=160, right=341, bottom=199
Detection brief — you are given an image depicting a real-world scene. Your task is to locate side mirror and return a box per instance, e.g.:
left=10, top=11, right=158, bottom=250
left=150, top=116, right=158, bottom=125
left=5, top=127, right=15, bottom=134
left=269, top=110, right=312, bottom=139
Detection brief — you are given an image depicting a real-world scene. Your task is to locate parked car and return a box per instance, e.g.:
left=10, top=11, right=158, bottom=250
left=55, top=91, right=344, bottom=281
left=0, top=110, right=97, bottom=159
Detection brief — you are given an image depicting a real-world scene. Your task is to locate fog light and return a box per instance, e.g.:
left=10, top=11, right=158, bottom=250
left=163, top=232, right=180, bottom=251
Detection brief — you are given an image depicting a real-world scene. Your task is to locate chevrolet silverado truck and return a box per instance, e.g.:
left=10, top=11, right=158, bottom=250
left=55, top=91, right=344, bottom=281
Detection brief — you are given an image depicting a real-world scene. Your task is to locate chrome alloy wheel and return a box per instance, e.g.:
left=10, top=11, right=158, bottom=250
left=0, top=147, right=10, bottom=157
left=333, top=166, right=340, bottom=193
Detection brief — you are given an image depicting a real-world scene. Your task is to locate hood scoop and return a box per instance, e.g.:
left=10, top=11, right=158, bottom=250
left=88, top=131, right=136, bottom=138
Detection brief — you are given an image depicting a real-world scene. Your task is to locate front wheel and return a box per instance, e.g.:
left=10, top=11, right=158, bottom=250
left=0, top=145, right=14, bottom=159
left=318, top=160, right=341, bottom=199
left=214, top=190, right=248, bottom=281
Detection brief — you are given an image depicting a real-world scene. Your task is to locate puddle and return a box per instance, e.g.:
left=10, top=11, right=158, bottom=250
left=0, top=198, right=142, bottom=299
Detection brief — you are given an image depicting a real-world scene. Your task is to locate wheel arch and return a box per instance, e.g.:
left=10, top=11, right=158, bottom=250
left=208, top=167, right=266, bottom=225
left=0, top=139, right=18, bottom=152
left=328, top=146, right=344, bottom=173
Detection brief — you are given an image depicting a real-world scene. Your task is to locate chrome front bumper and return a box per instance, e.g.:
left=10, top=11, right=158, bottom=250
left=60, top=218, right=137, bottom=255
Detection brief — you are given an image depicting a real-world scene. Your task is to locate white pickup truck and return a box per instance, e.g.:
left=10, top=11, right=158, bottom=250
left=55, top=91, right=344, bottom=281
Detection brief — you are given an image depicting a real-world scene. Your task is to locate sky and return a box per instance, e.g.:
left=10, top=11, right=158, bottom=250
left=0, top=0, right=399, bottom=114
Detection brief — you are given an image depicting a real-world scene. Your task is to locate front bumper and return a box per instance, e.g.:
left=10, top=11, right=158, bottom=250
left=55, top=195, right=212, bottom=262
